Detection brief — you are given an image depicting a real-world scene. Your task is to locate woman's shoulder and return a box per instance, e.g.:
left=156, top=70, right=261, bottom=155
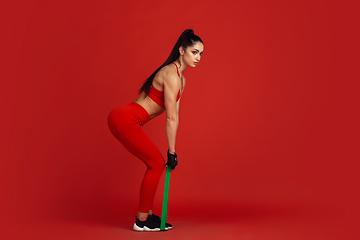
left=161, top=63, right=178, bottom=74
left=156, top=64, right=178, bottom=80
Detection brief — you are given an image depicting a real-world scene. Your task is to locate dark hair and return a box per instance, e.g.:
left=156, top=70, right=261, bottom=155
left=139, top=29, right=203, bottom=95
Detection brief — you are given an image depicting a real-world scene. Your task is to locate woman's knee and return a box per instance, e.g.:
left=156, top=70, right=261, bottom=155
left=148, top=157, right=166, bottom=172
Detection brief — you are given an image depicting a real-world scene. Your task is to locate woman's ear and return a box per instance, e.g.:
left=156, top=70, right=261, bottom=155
left=179, top=46, right=184, bottom=55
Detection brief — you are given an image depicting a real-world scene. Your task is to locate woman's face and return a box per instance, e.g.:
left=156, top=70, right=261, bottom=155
left=181, top=42, right=204, bottom=67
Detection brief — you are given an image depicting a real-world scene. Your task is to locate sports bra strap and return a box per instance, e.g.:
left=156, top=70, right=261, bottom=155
left=172, top=62, right=181, bottom=78
left=171, top=62, right=183, bottom=93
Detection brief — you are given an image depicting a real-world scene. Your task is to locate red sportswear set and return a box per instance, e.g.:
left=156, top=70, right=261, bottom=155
left=108, top=63, right=183, bottom=213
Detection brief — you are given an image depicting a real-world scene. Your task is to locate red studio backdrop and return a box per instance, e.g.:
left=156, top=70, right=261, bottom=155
left=1, top=0, right=359, bottom=239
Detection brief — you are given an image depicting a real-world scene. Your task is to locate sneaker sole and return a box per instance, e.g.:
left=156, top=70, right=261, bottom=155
left=133, top=223, right=162, bottom=232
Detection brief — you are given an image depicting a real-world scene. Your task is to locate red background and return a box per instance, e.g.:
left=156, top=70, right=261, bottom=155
left=1, top=0, right=359, bottom=239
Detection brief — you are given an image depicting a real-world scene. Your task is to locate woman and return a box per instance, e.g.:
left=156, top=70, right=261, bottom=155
left=108, top=29, right=204, bottom=231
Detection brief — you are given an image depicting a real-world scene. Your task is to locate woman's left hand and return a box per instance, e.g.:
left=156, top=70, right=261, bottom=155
left=167, top=150, right=178, bottom=170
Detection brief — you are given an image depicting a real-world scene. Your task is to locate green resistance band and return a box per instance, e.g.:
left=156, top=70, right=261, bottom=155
left=160, top=165, right=171, bottom=231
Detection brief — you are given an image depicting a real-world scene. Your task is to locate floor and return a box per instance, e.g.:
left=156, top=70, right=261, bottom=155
left=4, top=203, right=358, bottom=240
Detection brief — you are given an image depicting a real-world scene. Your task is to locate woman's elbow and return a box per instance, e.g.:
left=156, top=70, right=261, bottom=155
left=166, top=115, right=178, bottom=122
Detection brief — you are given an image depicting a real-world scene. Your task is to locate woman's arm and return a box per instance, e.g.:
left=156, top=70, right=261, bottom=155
left=164, top=75, right=180, bottom=154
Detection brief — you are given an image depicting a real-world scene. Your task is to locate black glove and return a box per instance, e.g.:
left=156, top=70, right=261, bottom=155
left=167, top=150, right=178, bottom=170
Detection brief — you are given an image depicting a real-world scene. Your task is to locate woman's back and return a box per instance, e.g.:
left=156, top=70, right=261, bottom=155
left=134, top=63, right=184, bottom=119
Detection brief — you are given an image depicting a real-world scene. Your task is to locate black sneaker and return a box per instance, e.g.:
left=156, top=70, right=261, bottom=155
left=133, top=216, right=163, bottom=231
left=149, top=214, right=173, bottom=230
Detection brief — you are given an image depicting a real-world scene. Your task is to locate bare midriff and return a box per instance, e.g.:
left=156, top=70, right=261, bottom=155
left=134, top=92, right=166, bottom=119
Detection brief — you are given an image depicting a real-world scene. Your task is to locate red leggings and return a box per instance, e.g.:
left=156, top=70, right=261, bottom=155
left=108, top=102, right=165, bottom=213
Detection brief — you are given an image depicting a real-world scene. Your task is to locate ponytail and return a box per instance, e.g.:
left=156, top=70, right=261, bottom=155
left=139, top=29, right=203, bottom=95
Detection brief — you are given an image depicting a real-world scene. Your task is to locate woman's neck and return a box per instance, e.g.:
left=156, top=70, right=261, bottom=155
left=176, top=58, right=188, bottom=74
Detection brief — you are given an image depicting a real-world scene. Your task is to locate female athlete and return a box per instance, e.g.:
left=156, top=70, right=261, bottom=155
left=108, top=29, right=204, bottom=231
